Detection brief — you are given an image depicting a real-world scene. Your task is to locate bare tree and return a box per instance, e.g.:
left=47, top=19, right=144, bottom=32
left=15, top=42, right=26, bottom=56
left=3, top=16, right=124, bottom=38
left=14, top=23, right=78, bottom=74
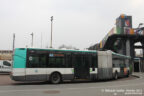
left=59, top=44, right=79, bottom=50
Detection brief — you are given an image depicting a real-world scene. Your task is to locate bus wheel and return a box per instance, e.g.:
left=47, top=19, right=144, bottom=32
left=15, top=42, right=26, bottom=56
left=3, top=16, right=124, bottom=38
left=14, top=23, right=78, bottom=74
left=114, top=72, right=118, bottom=80
left=50, top=72, right=61, bottom=84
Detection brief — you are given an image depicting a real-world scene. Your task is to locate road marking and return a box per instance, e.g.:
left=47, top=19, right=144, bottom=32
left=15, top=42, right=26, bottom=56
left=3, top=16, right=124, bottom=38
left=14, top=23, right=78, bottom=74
left=0, top=82, right=144, bottom=93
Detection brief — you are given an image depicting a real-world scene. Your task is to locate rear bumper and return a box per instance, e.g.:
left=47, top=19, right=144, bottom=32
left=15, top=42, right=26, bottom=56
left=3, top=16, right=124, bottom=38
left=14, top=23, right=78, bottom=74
left=10, top=75, right=25, bottom=81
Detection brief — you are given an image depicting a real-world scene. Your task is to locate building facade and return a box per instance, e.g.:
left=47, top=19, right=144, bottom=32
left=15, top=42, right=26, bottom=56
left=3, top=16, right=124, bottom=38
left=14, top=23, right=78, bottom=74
left=0, top=50, right=13, bottom=61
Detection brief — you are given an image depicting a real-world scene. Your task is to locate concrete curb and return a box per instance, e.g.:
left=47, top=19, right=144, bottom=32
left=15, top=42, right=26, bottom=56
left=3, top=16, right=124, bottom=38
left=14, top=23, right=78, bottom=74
left=131, top=74, right=140, bottom=78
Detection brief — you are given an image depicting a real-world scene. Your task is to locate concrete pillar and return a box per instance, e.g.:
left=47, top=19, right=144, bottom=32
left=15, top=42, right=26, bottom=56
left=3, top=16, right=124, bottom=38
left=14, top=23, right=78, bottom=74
left=126, top=39, right=131, bottom=56
left=130, top=40, right=135, bottom=58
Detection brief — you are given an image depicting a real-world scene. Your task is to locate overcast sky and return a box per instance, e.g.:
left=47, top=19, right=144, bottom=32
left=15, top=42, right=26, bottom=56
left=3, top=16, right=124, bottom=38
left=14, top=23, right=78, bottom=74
left=0, top=0, right=144, bottom=50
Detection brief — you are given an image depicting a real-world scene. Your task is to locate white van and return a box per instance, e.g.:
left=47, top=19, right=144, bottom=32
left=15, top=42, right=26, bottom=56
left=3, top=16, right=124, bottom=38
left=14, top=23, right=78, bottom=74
left=0, top=60, right=12, bottom=73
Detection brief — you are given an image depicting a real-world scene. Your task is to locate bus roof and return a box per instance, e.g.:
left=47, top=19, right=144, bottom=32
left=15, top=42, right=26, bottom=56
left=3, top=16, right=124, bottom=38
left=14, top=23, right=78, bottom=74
left=15, top=48, right=131, bottom=58
left=112, top=52, right=131, bottom=58
left=16, top=48, right=97, bottom=53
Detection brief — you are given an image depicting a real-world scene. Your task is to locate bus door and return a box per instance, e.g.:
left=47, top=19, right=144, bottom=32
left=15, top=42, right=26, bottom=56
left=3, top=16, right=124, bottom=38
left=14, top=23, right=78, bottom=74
left=26, top=53, right=47, bottom=81
left=119, top=59, right=125, bottom=77
left=74, top=54, right=90, bottom=79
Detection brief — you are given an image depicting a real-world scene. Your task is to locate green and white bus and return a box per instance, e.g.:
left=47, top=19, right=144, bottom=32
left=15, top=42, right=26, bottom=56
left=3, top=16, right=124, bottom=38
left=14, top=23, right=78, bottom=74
left=10, top=48, right=131, bottom=84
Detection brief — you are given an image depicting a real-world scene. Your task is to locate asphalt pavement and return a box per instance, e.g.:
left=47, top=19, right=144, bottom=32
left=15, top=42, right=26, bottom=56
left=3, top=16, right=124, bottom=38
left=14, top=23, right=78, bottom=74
left=0, top=73, right=143, bottom=96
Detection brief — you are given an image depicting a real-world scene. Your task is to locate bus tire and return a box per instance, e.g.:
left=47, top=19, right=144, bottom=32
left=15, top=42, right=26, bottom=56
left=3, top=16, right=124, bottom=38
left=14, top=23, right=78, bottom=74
left=114, top=72, right=118, bottom=80
left=50, top=72, right=62, bottom=84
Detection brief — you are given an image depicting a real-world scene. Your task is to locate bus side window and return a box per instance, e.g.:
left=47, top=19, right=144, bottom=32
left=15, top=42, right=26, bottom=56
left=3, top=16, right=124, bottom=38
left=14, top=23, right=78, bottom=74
left=28, top=54, right=46, bottom=68
left=92, top=54, right=97, bottom=70
left=65, top=54, right=72, bottom=68
left=48, top=53, right=65, bottom=68
left=39, top=55, right=46, bottom=67
left=28, top=55, right=39, bottom=68
left=48, top=57, right=55, bottom=67
left=55, top=57, right=65, bottom=68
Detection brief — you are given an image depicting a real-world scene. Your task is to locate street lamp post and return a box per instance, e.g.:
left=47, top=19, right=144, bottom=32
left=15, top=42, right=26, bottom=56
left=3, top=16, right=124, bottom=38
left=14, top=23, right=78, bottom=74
left=50, top=16, right=53, bottom=48
left=41, top=32, right=42, bottom=48
left=13, top=33, right=15, bottom=51
left=31, top=32, right=33, bottom=47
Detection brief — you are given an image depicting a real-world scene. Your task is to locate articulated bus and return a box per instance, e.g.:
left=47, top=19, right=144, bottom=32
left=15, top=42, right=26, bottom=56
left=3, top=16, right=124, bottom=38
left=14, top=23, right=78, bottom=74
left=10, top=48, right=131, bottom=84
